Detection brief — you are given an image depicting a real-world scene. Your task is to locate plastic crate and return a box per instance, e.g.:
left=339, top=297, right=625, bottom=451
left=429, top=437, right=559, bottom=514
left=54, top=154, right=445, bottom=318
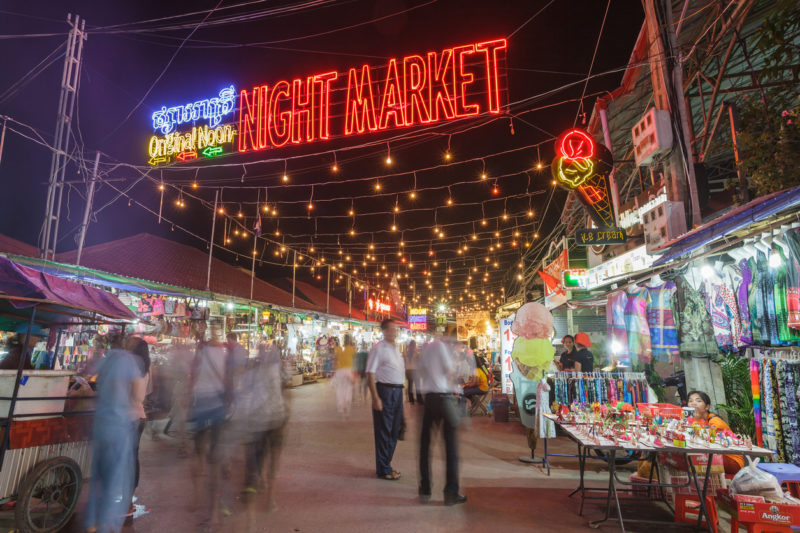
left=637, top=402, right=682, bottom=418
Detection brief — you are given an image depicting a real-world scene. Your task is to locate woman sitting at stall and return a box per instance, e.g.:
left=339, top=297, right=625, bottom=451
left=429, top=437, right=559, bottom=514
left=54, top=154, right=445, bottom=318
left=557, top=335, right=580, bottom=372
left=687, top=391, right=744, bottom=475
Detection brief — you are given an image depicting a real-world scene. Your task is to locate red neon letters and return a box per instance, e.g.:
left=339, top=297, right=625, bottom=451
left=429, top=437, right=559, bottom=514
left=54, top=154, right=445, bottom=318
left=238, top=39, right=507, bottom=153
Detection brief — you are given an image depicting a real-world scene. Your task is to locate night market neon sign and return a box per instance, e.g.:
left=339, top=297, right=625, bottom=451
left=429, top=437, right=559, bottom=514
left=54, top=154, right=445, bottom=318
left=147, top=39, right=507, bottom=165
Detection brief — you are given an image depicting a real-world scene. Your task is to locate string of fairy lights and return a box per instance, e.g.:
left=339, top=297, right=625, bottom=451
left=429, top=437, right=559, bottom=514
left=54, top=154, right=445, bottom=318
left=134, top=136, right=557, bottom=312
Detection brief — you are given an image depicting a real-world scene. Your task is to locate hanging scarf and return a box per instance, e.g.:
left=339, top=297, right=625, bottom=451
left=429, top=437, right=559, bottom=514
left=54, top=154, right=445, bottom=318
left=771, top=361, right=786, bottom=462
left=762, top=360, right=778, bottom=453
left=783, top=363, right=800, bottom=465
left=750, top=359, right=763, bottom=447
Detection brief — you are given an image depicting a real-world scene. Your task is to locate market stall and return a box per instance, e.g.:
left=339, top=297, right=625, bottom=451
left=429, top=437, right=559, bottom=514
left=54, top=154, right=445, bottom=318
left=0, top=255, right=136, bottom=532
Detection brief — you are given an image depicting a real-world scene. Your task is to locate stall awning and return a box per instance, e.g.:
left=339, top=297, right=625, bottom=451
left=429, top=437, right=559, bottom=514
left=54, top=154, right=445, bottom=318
left=653, top=185, right=800, bottom=266
left=0, top=256, right=137, bottom=329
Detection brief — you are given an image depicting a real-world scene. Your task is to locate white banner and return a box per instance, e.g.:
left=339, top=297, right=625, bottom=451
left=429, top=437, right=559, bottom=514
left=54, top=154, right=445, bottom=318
left=499, top=317, right=516, bottom=394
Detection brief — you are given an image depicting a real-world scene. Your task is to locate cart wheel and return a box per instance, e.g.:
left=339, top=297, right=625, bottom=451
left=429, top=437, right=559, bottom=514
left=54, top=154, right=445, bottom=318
left=15, top=457, right=82, bottom=533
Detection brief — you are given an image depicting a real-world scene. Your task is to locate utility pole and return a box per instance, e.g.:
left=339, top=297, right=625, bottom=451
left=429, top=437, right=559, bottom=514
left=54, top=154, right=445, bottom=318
left=642, top=0, right=701, bottom=228
left=75, top=152, right=100, bottom=266
left=41, top=14, right=87, bottom=261
left=326, top=264, right=331, bottom=314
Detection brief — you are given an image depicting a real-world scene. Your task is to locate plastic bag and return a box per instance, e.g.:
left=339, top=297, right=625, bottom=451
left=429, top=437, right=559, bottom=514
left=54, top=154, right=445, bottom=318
left=729, top=457, right=784, bottom=500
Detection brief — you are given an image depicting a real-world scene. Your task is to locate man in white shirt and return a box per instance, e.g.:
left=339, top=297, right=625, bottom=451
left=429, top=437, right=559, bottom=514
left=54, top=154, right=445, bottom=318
left=366, top=319, right=406, bottom=480
left=417, top=335, right=467, bottom=505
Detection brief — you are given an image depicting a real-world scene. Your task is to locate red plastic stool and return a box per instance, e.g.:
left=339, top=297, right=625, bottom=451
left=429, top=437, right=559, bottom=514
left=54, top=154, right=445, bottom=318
left=674, top=493, right=719, bottom=533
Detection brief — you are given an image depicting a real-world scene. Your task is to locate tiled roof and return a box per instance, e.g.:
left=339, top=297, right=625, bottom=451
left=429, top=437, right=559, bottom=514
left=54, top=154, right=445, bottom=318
left=0, top=234, right=39, bottom=258
left=292, top=279, right=367, bottom=320
left=57, top=233, right=313, bottom=310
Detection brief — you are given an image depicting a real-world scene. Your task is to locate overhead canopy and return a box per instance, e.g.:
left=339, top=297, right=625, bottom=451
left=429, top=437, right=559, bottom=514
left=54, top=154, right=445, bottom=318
left=653, top=185, right=800, bottom=266
left=0, top=255, right=136, bottom=330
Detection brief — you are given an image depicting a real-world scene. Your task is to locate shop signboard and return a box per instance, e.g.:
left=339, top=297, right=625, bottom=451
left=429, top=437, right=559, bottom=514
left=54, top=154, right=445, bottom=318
left=584, top=245, right=656, bottom=289
left=408, top=307, right=427, bottom=331
left=575, top=227, right=627, bottom=246
left=147, top=39, right=508, bottom=166
left=539, top=249, right=568, bottom=309
left=562, top=269, right=587, bottom=289
left=455, top=310, right=490, bottom=341
left=618, top=183, right=668, bottom=230
left=367, top=298, right=391, bottom=314
left=499, top=317, right=515, bottom=394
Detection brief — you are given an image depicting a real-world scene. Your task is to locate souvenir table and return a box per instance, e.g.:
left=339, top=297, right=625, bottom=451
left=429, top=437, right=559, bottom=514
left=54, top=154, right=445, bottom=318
left=546, top=415, right=773, bottom=532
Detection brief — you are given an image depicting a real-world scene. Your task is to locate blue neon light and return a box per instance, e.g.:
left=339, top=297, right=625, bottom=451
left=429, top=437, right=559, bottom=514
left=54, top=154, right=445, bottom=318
left=152, top=85, right=236, bottom=134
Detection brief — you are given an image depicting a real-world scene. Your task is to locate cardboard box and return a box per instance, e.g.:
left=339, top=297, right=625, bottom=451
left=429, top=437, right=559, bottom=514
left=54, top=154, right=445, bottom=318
left=718, top=490, right=800, bottom=526
left=661, top=452, right=725, bottom=474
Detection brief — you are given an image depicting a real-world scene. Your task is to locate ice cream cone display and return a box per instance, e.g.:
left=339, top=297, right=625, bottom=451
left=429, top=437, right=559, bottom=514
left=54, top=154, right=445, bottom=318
left=552, top=129, right=616, bottom=228
left=509, top=302, right=555, bottom=380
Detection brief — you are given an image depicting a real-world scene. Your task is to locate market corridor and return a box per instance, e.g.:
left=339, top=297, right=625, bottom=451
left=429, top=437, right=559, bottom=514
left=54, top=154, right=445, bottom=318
left=59, top=381, right=671, bottom=533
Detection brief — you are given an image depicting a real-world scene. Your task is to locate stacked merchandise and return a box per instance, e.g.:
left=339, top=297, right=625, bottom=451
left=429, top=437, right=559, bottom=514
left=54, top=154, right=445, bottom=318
left=606, top=228, right=800, bottom=365
left=748, top=349, right=800, bottom=465
left=550, top=372, right=648, bottom=405
left=658, top=453, right=727, bottom=505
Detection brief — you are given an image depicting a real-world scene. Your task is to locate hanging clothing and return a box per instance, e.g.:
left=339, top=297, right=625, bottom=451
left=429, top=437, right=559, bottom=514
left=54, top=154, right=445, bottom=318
left=762, top=360, right=777, bottom=454
left=703, top=280, right=742, bottom=351
left=756, top=250, right=781, bottom=345
left=606, top=291, right=629, bottom=365
left=772, top=247, right=794, bottom=344
left=624, top=287, right=652, bottom=365
left=785, top=230, right=800, bottom=330
left=773, top=361, right=787, bottom=463
left=646, top=282, right=680, bottom=362
left=780, top=361, right=800, bottom=465
left=725, top=261, right=754, bottom=346
left=536, top=379, right=556, bottom=439
left=748, top=257, right=764, bottom=345
left=674, top=276, right=718, bottom=356
left=750, top=359, right=763, bottom=447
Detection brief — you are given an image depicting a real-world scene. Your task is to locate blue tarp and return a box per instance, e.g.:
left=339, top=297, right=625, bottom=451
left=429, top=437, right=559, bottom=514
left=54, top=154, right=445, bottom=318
left=653, top=185, right=800, bottom=266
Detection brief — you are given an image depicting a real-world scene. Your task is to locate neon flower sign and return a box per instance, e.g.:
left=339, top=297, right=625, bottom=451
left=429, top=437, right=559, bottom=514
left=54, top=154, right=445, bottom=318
left=552, top=128, right=616, bottom=228
left=152, top=85, right=236, bottom=134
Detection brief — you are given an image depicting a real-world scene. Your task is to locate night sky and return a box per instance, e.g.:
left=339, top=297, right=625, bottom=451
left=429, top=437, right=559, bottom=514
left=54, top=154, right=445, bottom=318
left=0, top=0, right=644, bottom=310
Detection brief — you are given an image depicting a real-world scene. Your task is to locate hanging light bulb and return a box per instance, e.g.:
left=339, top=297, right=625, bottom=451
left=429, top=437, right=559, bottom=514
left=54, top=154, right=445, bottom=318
left=282, top=174, right=289, bottom=182
left=447, top=198, right=453, bottom=206
left=409, top=191, right=417, bottom=199
left=492, top=185, right=500, bottom=195
left=332, top=164, right=338, bottom=172
left=375, top=182, right=382, bottom=191
left=158, top=183, right=165, bottom=191
left=444, top=151, right=452, bottom=161
left=391, top=224, right=397, bottom=231
left=385, top=154, right=392, bottom=165
left=481, top=219, right=487, bottom=226
left=480, top=173, right=487, bottom=180
left=192, top=182, right=198, bottom=189
left=307, top=203, right=314, bottom=210
left=350, top=229, right=356, bottom=236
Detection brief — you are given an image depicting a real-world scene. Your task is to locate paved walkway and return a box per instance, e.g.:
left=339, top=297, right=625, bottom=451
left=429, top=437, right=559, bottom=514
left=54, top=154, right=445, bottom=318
left=47, top=381, right=685, bottom=532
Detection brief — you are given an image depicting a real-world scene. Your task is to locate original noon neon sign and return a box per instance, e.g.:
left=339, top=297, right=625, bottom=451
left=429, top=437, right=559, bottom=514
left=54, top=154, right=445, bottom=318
left=147, top=39, right=507, bottom=165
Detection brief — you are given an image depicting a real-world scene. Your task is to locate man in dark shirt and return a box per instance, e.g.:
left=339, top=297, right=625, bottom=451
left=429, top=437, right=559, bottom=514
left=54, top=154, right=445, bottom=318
left=574, top=333, right=594, bottom=372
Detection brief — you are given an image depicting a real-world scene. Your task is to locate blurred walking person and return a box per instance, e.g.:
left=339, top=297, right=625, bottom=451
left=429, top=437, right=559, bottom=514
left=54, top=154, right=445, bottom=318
left=418, top=335, right=467, bottom=506
left=366, top=319, right=405, bottom=480
left=188, top=320, right=231, bottom=530
left=85, top=330, right=145, bottom=533
left=333, top=333, right=356, bottom=417
left=125, top=336, right=151, bottom=526
left=237, top=339, right=289, bottom=528
left=404, top=340, right=423, bottom=405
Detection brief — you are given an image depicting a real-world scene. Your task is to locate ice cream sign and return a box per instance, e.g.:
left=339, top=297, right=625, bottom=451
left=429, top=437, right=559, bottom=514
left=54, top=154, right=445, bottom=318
left=552, top=129, right=616, bottom=228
